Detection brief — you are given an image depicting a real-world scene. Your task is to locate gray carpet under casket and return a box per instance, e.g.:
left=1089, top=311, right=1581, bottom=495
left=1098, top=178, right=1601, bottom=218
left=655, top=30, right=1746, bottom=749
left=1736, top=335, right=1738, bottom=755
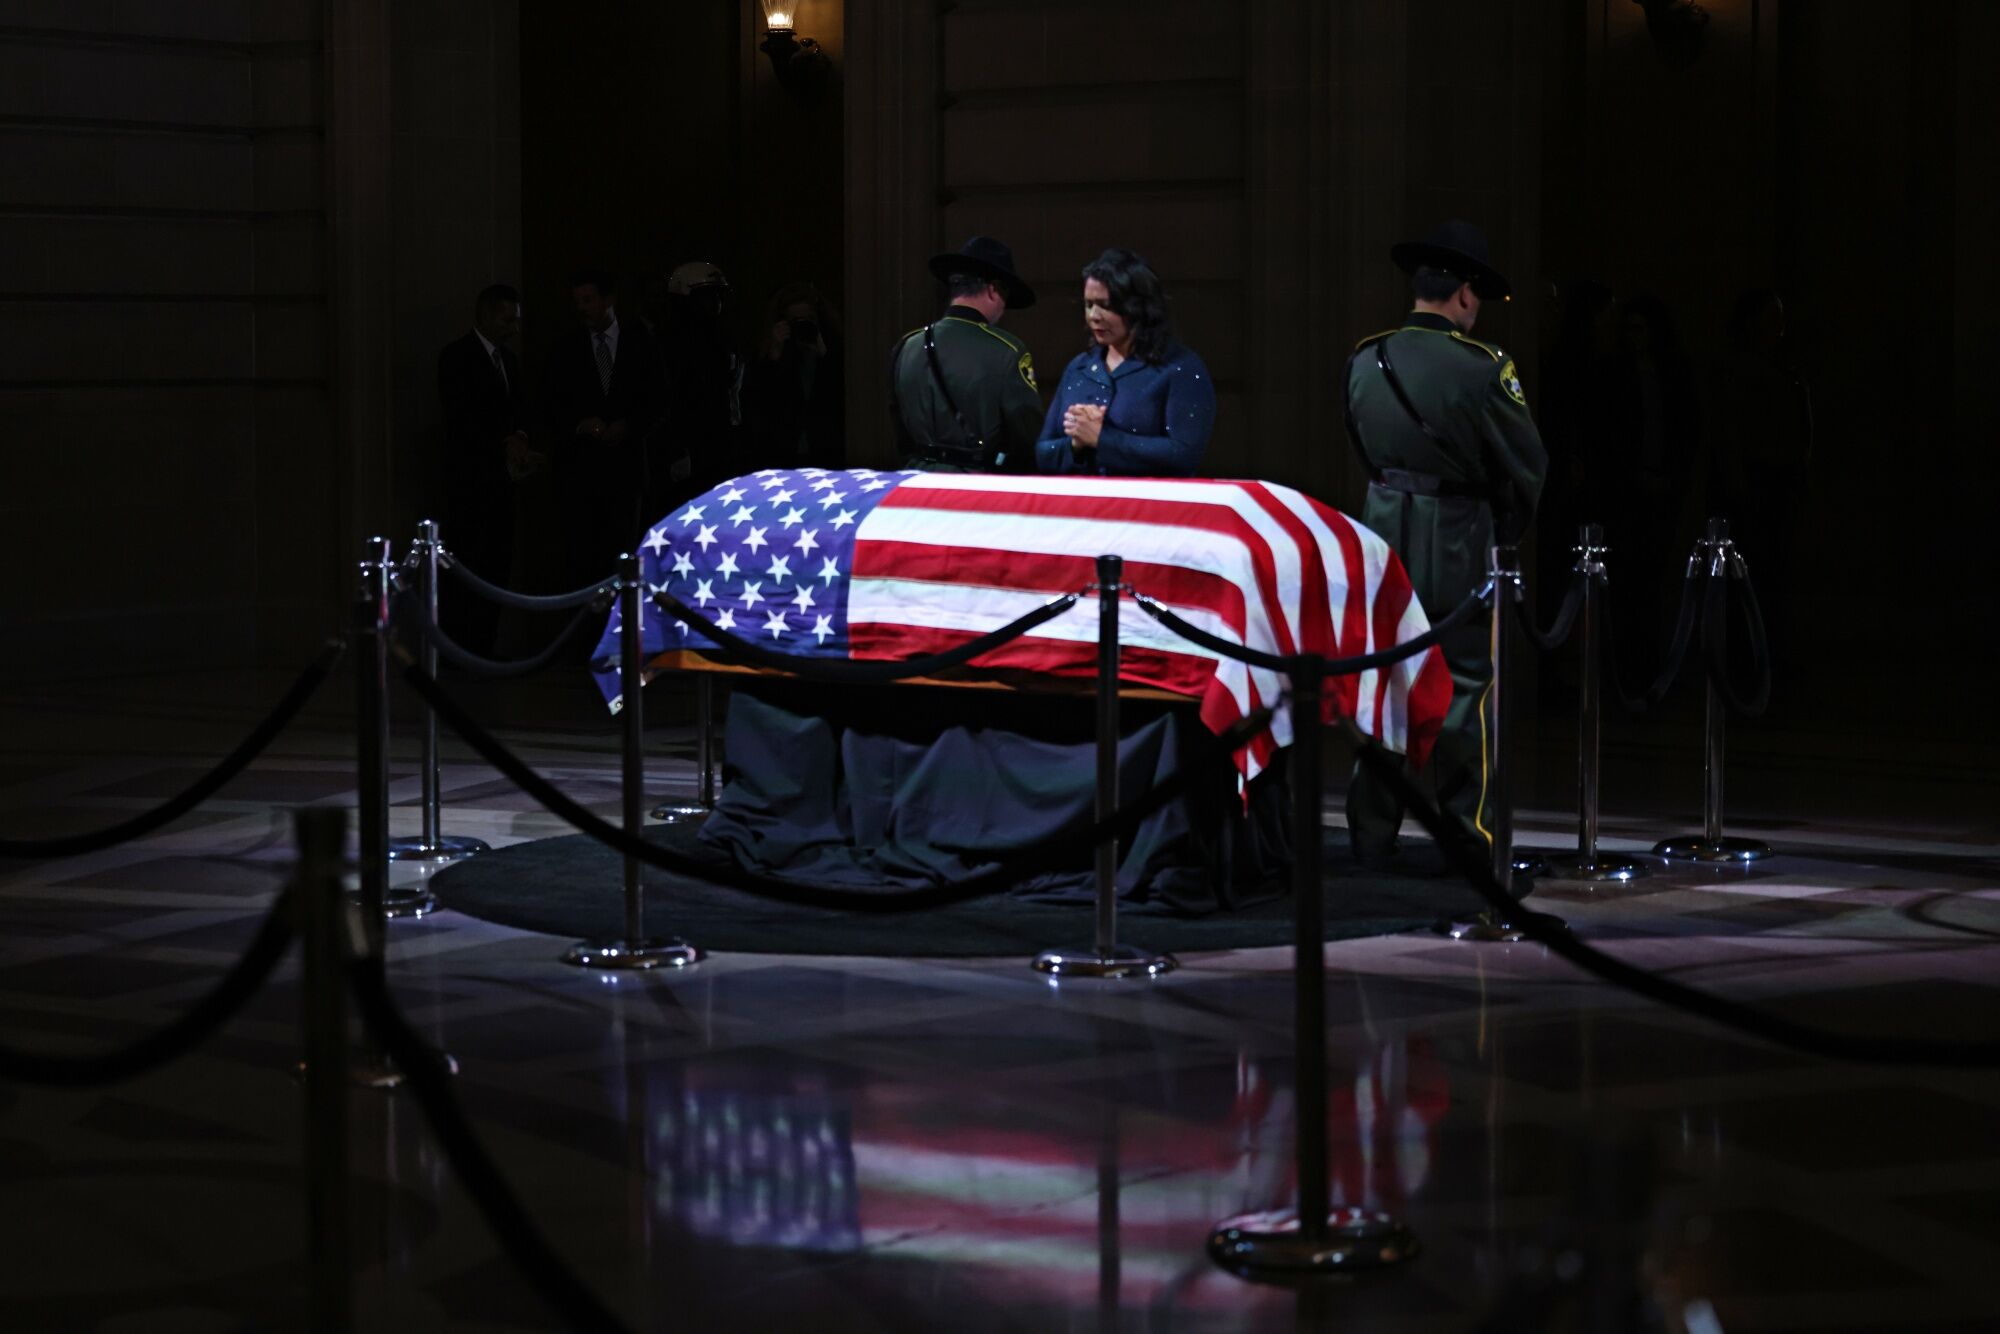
left=430, top=824, right=1478, bottom=957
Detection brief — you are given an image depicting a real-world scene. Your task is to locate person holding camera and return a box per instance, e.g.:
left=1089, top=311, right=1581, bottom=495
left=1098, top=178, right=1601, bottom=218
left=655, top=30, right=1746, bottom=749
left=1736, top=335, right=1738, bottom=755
left=744, top=281, right=846, bottom=472
left=889, top=236, right=1043, bottom=473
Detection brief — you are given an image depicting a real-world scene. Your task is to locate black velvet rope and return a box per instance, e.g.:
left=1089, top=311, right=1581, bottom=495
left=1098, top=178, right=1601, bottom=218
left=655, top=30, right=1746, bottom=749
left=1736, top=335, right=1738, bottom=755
left=653, top=588, right=1082, bottom=685
left=0, top=886, right=295, bottom=1086
left=1704, top=564, right=1773, bottom=718
left=1512, top=570, right=1585, bottom=653
left=348, top=965, right=632, bottom=1333
left=443, top=551, right=619, bottom=612
left=411, top=596, right=608, bottom=680
left=1343, top=723, right=2000, bottom=1068
left=400, top=655, right=1274, bottom=913
left=1605, top=569, right=1702, bottom=714
left=1128, top=584, right=1486, bottom=678
left=0, top=642, right=345, bottom=859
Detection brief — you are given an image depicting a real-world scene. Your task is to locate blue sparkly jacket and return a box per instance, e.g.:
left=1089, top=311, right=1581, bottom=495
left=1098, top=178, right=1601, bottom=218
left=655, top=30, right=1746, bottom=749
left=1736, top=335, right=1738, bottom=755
left=1034, top=342, right=1216, bottom=476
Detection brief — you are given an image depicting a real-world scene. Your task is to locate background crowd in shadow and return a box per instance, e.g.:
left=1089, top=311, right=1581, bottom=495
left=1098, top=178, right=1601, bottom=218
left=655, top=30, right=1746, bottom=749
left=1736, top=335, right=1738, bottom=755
left=1539, top=282, right=1813, bottom=681
left=435, top=265, right=846, bottom=654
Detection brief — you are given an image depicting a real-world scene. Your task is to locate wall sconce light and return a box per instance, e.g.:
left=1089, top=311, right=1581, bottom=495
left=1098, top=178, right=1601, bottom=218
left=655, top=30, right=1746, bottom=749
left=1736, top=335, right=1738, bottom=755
left=759, top=0, right=831, bottom=98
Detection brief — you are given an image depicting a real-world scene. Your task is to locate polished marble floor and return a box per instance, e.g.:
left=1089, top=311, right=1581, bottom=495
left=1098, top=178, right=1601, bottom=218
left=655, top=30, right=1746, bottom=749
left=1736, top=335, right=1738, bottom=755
left=2, top=666, right=1998, bottom=1332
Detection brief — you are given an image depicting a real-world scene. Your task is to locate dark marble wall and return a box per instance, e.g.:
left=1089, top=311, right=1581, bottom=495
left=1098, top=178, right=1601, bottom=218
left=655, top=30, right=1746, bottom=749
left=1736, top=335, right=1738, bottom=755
left=518, top=0, right=843, bottom=382
left=843, top=0, right=1549, bottom=505
left=0, top=0, right=519, bottom=679
left=1541, top=0, right=1998, bottom=649
left=0, top=1, right=334, bottom=676
left=5, top=0, right=1990, bottom=689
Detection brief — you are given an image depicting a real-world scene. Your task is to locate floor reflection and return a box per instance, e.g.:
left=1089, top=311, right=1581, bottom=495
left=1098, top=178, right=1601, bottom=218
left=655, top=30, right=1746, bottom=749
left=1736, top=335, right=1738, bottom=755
left=594, top=1034, right=1465, bottom=1328
left=5, top=683, right=2000, bottom=1330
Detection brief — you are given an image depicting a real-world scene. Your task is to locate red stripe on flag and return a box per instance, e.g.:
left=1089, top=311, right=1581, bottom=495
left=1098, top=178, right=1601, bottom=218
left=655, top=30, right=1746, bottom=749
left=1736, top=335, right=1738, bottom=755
left=871, top=485, right=1300, bottom=657
left=848, top=623, right=1222, bottom=700
left=850, top=542, right=1252, bottom=645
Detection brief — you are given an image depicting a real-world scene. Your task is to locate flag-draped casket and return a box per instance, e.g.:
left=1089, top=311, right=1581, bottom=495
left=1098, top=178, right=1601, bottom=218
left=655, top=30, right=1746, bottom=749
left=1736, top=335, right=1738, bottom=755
left=593, top=467, right=1451, bottom=775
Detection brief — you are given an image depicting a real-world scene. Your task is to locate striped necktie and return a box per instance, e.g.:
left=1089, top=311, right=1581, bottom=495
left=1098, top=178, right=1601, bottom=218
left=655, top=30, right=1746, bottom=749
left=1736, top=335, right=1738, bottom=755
left=594, top=331, right=614, bottom=395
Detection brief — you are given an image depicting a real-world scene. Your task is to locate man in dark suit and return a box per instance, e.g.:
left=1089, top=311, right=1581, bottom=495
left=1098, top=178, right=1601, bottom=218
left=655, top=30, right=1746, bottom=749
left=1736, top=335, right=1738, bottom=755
left=541, top=269, right=669, bottom=588
left=437, top=283, right=534, bottom=655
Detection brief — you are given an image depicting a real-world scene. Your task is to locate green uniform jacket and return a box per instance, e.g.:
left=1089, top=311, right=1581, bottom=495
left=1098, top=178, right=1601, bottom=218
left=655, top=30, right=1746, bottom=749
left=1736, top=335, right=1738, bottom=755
left=1344, top=310, right=1548, bottom=609
left=889, top=304, right=1043, bottom=473
left=1342, top=311, right=1549, bottom=856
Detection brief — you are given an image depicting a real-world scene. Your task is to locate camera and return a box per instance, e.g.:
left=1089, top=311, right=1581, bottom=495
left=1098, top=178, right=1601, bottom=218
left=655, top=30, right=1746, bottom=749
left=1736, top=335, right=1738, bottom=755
left=788, top=316, right=821, bottom=349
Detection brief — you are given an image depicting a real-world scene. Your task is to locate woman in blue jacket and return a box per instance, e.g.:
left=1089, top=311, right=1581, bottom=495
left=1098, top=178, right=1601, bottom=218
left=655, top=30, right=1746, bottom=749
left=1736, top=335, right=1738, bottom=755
left=1035, top=248, right=1216, bottom=476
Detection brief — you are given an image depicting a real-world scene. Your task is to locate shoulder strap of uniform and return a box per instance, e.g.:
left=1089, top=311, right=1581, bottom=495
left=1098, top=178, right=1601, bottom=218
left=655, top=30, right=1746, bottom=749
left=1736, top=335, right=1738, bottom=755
left=923, top=323, right=987, bottom=455
left=1375, top=334, right=1457, bottom=451
left=1344, top=330, right=1400, bottom=476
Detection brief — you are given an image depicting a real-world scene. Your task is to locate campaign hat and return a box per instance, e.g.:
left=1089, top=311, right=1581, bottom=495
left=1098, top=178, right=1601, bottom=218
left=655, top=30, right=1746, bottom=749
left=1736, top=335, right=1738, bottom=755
left=1391, top=220, right=1511, bottom=300
left=928, top=236, right=1037, bottom=309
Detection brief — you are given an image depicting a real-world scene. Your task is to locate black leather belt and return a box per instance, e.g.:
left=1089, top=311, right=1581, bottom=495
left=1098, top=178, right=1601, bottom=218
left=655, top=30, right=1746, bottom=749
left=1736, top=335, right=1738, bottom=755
left=1371, top=468, right=1486, bottom=499
left=909, top=444, right=986, bottom=471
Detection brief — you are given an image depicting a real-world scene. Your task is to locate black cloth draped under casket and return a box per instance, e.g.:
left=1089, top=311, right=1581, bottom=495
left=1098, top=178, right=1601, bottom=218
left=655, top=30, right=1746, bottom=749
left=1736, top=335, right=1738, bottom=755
left=694, top=681, right=1292, bottom=915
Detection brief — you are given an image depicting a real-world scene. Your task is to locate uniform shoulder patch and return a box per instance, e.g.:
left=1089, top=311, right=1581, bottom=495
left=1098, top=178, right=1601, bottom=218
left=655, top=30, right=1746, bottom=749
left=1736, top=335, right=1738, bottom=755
left=1352, top=328, right=1398, bottom=352
left=1498, top=358, right=1527, bottom=407
left=1017, top=350, right=1037, bottom=391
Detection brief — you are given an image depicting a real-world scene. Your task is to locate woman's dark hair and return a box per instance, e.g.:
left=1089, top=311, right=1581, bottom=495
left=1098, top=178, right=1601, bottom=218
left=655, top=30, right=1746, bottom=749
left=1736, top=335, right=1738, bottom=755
left=1080, top=247, right=1174, bottom=364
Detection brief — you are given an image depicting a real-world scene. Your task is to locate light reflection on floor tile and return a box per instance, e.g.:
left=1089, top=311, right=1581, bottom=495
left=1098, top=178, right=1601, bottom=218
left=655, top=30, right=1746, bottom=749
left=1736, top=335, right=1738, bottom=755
left=2, top=676, right=1999, bottom=1331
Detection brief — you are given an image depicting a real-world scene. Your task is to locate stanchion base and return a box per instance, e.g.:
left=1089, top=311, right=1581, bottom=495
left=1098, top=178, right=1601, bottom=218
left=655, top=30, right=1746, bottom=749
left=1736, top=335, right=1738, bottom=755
left=381, top=886, right=437, bottom=919
left=561, top=937, right=705, bottom=970
left=1653, top=835, right=1773, bottom=864
left=387, top=835, right=490, bottom=863
left=1208, top=1207, right=1419, bottom=1281
left=1436, top=908, right=1569, bottom=942
left=648, top=801, right=711, bottom=826
left=1544, top=856, right=1649, bottom=884
left=1031, top=945, right=1178, bottom=980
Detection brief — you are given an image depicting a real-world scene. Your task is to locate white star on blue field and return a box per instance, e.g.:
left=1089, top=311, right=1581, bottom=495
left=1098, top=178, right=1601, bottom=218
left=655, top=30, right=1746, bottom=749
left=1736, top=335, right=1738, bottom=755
left=590, top=468, right=914, bottom=707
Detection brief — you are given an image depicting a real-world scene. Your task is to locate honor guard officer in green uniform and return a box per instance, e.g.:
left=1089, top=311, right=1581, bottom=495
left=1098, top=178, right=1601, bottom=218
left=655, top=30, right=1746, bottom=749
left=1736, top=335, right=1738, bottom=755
left=1343, top=220, right=1548, bottom=865
left=890, top=236, right=1044, bottom=472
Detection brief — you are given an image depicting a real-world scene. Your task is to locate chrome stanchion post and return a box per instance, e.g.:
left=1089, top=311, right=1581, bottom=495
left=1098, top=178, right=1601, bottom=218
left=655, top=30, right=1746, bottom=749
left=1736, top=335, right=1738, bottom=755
left=355, top=538, right=434, bottom=922
left=342, top=541, right=417, bottom=1088
left=1443, top=546, right=1566, bottom=942
left=1033, top=555, right=1176, bottom=979
left=390, top=519, right=488, bottom=863
left=1208, top=655, right=1418, bottom=1280
left=354, top=538, right=435, bottom=919
left=297, top=806, right=351, bottom=1334
left=564, top=553, right=703, bottom=970
left=1655, top=519, right=1772, bottom=864
left=650, top=674, right=717, bottom=824
left=1552, top=523, right=1644, bottom=883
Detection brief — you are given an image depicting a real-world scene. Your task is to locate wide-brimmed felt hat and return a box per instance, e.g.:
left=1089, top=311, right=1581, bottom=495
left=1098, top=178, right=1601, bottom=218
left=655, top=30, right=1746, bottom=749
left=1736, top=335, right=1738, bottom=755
left=928, top=236, right=1037, bottom=309
left=1391, top=220, right=1512, bottom=300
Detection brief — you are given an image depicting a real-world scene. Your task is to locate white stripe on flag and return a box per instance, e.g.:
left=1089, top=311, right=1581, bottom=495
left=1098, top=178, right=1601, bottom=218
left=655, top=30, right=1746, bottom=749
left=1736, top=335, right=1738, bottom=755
left=886, top=474, right=1309, bottom=648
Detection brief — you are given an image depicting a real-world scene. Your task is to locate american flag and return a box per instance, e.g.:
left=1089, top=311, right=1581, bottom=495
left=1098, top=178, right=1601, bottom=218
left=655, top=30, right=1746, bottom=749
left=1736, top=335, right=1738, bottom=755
left=592, top=467, right=1451, bottom=778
